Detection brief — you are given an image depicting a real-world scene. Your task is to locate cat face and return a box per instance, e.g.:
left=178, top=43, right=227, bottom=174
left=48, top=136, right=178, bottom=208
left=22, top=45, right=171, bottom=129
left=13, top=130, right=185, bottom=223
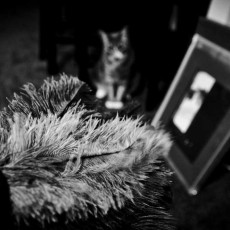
left=99, top=27, right=129, bottom=64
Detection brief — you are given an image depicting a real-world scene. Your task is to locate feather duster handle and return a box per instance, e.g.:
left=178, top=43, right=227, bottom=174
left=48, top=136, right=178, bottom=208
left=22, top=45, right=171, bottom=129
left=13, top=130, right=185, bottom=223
left=0, top=74, right=174, bottom=229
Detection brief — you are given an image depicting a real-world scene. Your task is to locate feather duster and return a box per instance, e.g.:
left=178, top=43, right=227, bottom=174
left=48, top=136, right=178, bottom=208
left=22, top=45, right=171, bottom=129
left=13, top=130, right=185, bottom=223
left=0, top=74, right=175, bottom=229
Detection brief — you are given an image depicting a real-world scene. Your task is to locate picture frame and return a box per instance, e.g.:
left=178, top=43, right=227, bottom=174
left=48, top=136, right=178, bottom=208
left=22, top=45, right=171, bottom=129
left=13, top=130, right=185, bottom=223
left=152, top=20, right=230, bottom=195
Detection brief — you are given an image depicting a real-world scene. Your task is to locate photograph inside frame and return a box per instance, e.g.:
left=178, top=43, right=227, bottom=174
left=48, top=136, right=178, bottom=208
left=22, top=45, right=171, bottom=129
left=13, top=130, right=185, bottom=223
left=152, top=24, right=230, bottom=195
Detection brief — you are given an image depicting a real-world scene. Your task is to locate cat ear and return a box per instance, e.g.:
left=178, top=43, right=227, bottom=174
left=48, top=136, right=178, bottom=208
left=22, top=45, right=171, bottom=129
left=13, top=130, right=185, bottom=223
left=121, top=26, right=128, bottom=42
left=122, top=26, right=128, bottom=34
left=99, top=30, right=109, bottom=46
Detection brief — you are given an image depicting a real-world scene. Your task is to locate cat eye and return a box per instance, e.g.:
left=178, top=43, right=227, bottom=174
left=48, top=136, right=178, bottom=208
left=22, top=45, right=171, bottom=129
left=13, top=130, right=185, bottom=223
left=108, top=46, right=113, bottom=51
left=118, top=45, right=127, bottom=53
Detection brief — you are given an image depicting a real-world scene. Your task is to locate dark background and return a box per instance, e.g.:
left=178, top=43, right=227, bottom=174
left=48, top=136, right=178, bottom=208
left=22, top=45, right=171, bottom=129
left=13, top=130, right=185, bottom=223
left=0, top=0, right=211, bottom=111
left=2, top=1, right=230, bottom=230
left=37, top=0, right=212, bottom=111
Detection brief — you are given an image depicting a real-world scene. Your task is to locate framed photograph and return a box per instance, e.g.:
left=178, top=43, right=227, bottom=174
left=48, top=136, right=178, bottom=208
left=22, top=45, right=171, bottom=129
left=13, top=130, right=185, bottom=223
left=152, top=32, right=230, bottom=195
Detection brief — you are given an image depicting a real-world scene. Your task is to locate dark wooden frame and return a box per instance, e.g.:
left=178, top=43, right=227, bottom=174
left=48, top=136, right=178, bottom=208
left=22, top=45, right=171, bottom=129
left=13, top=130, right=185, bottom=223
left=152, top=33, right=230, bottom=195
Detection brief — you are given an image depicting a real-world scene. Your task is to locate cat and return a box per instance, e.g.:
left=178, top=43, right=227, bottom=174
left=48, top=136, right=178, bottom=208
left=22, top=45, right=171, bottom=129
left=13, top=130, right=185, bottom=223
left=89, top=26, right=137, bottom=109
